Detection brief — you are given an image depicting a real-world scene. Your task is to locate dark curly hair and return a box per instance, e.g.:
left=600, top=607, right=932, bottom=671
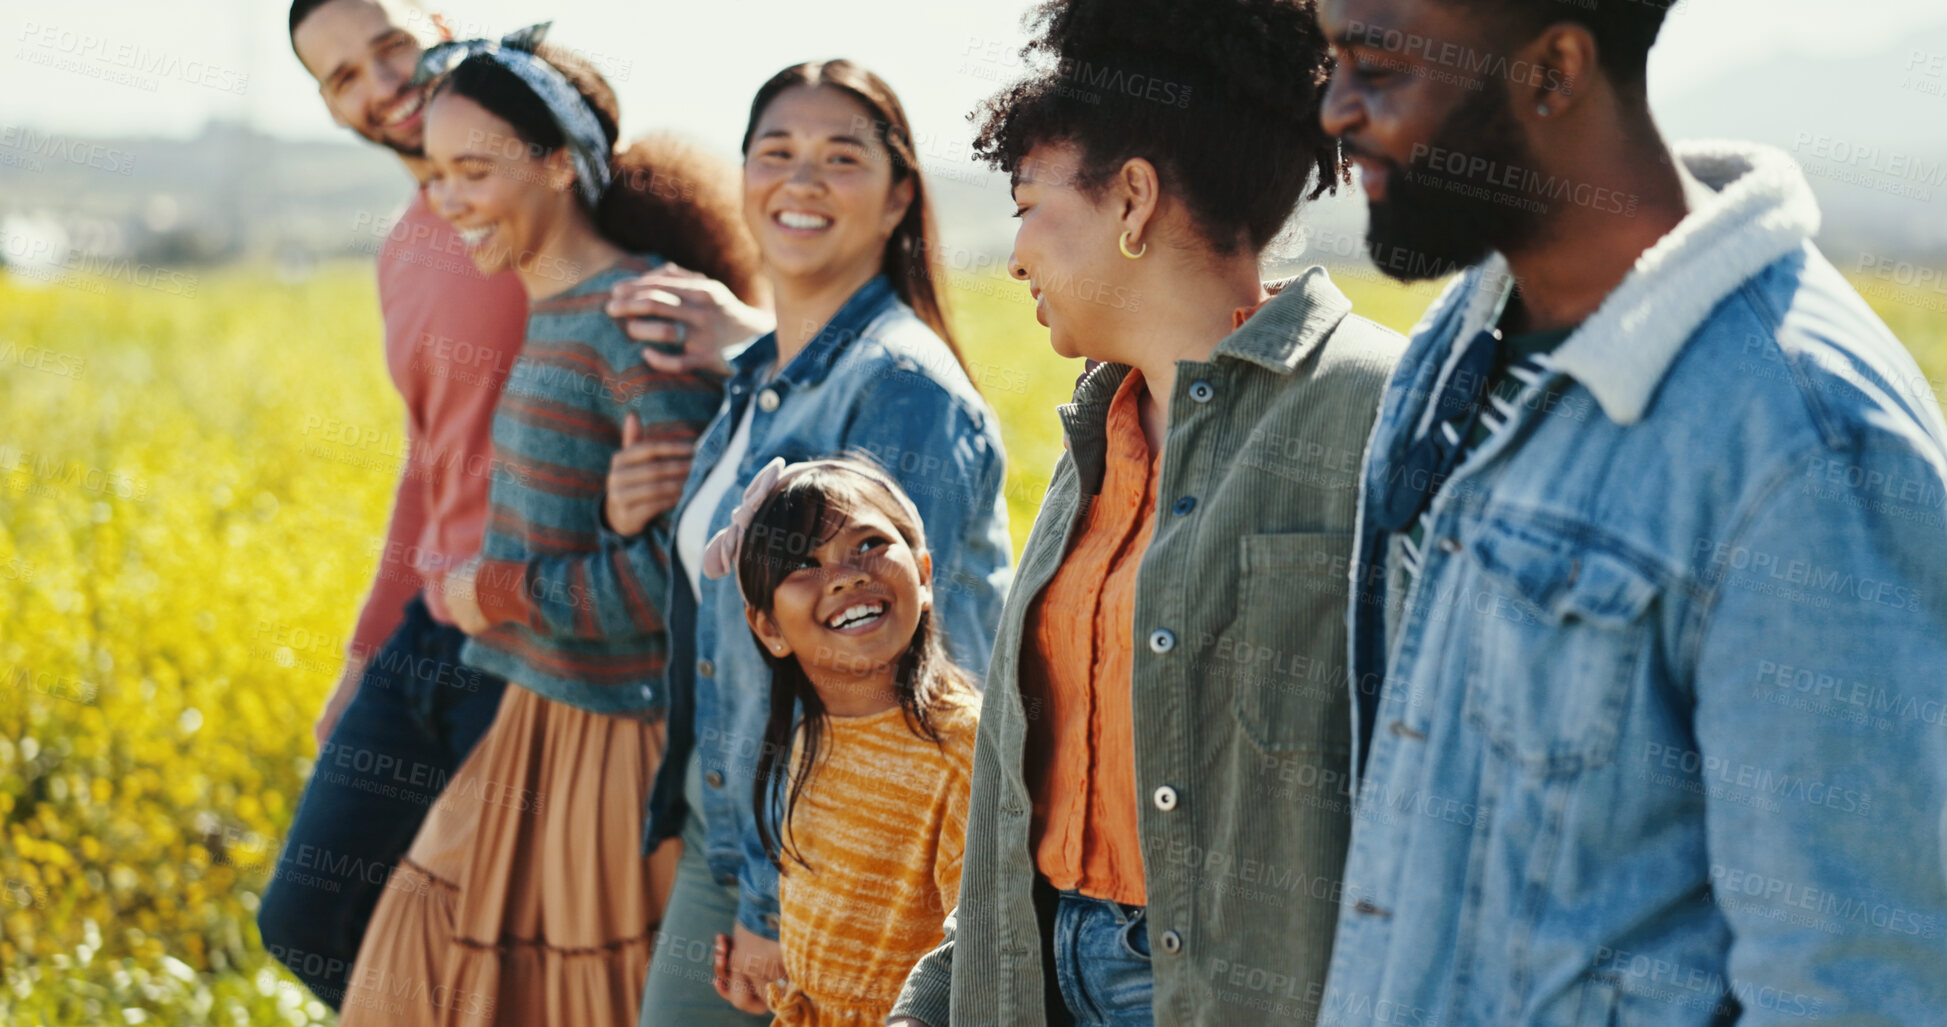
left=431, top=44, right=763, bottom=303
left=972, top=0, right=1347, bottom=256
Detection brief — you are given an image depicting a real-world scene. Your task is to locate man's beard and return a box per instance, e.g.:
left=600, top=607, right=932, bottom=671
left=357, top=84, right=426, bottom=159
left=1363, top=78, right=1548, bottom=282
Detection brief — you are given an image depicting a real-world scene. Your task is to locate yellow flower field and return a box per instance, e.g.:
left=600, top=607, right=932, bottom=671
left=0, top=260, right=1939, bottom=1024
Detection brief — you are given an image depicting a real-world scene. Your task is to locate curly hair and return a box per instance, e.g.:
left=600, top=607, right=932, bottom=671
left=971, top=0, right=1348, bottom=256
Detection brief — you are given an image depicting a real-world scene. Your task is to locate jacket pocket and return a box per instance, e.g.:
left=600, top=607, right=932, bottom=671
left=1461, top=515, right=1661, bottom=777
left=1226, top=532, right=1357, bottom=754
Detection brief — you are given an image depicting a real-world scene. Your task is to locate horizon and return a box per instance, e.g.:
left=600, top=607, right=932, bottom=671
left=6, top=1, right=1946, bottom=155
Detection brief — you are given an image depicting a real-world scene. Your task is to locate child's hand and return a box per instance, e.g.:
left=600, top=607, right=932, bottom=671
left=604, top=413, right=693, bottom=537
left=712, top=926, right=785, bottom=1014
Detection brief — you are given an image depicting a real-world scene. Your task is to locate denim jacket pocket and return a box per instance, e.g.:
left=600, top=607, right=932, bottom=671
left=1462, top=515, right=1661, bottom=777
left=1228, top=532, right=1357, bottom=754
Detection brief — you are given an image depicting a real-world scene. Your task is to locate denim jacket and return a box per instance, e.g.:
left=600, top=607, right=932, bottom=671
left=1321, top=142, right=1947, bottom=1026
left=641, top=274, right=1013, bottom=940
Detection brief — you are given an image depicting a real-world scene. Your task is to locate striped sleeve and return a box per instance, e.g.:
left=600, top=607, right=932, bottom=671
left=476, top=313, right=720, bottom=641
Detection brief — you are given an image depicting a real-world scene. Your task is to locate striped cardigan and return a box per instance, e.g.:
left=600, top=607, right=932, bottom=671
left=461, top=255, right=723, bottom=714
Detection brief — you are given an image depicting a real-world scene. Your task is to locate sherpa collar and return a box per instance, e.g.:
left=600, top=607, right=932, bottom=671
left=1444, top=140, right=1822, bottom=426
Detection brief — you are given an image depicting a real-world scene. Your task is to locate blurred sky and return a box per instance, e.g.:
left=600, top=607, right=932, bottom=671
left=5, top=0, right=1945, bottom=165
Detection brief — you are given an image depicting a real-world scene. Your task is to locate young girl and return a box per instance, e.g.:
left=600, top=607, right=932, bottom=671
left=699, top=455, right=979, bottom=1027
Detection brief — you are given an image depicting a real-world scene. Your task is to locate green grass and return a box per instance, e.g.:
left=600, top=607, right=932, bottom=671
left=1, top=259, right=1940, bottom=1025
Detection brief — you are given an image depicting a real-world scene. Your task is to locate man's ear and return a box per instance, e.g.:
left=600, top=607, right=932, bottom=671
left=746, top=605, right=793, bottom=659
left=914, top=549, right=934, bottom=615
left=1518, top=22, right=1596, bottom=121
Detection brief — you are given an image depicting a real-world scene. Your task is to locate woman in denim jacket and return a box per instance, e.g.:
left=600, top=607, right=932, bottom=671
left=614, top=60, right=1013, bottom=1026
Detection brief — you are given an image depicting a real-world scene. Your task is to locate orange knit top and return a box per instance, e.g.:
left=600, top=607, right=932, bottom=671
left=765, top=692, right=980, bottom=1026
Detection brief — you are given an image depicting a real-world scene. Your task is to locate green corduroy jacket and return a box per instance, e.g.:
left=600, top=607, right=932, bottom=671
left=891, top=267, right=1405, bottom=1026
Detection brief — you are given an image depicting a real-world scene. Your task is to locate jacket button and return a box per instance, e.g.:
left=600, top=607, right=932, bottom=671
left=1148, top=629, right=1175, bottom=654
left=1188, top=380, right=1215, bottom=404
left=1438, top=536, right=1463, bottom=554
left=1153, top=785, right=1178, bottom=811
left=1172, top=496, right=1197, bottom=516
left=763, top=913, right=781, bottom=933
left=1159, top=929, right=1183, bottom=953
left=757, top=389, right=781, bottom=412
left=640, top=684, right=655, bottom=700
left=705, top=770, right=725, bottom=788
left=698, top=658, right=716, bottom=678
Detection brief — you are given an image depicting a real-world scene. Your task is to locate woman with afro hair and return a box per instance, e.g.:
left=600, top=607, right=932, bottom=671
left=890, top=0, right=1404, bottom=1024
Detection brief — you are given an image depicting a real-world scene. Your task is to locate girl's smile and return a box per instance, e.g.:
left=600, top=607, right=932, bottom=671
left=747, top=501, right=932, bottom=701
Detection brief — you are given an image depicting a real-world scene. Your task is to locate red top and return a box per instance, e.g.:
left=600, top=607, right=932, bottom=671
left=348, top=189, right=528, bottom=663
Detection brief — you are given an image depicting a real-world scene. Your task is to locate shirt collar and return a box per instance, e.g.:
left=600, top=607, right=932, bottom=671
left=1211, top=266, right=1354, bottom=373
left=729, top=274, right=900, bottom=391
left=1058, top=267, right=1354, bottom=495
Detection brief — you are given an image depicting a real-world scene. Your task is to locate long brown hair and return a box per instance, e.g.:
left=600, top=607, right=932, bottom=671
left=740, top=60, right=962, bottom=367
left=433, top=44, right=763, bottom=303
left=737, top=457, right=976, bottom=872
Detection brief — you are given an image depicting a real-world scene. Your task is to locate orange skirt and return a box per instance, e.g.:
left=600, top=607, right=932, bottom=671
left=340, top=686, right=681, bottom=1027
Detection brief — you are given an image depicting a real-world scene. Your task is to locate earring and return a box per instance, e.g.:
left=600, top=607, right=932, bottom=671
left=1536, top=103, right=1551, bottom=117
left=1119, top=230, right=1147, bottom=260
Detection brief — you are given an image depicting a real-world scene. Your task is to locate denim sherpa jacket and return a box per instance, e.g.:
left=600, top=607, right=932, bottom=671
left=1322, top=141, right=1947, bottom=1026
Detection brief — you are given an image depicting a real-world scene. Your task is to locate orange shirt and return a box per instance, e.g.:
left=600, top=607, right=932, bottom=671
left=766, top=694, right=979, bottom=1026
left=1023, top=297, right=1271, bottom=906
left=1023, top=368, right=1160, bottom=906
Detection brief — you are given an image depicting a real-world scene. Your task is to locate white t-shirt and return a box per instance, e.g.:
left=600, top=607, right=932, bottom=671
left=677, top=383, right=763, bottom=600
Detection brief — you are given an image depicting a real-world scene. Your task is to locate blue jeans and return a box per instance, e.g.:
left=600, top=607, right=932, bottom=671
left=256, top=595, right=508, bottom=1009
left=1052, top=889, right=1155, bottom=1026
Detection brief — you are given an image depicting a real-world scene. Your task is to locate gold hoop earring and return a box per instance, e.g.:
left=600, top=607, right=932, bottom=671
left=1119, top=230, right=1147, bottom=260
